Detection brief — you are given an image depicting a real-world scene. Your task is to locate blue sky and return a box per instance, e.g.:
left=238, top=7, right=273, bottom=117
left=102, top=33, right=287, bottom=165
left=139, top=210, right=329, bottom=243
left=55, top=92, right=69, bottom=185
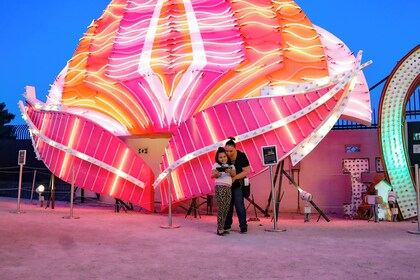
left=1, top=0, right=419, bottom=124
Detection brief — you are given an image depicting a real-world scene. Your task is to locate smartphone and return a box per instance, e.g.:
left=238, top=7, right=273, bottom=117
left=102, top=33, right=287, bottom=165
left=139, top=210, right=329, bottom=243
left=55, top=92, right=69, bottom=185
left=216, top=167, right=227, bottom=172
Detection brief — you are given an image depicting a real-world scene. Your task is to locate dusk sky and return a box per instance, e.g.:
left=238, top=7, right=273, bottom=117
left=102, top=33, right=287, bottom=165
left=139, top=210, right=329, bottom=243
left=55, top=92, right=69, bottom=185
left=1, top=0, right=419, bottom=125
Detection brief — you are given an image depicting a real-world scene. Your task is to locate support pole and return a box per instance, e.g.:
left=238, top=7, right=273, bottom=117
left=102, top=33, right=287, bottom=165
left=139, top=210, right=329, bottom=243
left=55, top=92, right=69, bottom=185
left=161, top=169, right=180, bottom=229
left=408, top=164, right=420, bottom=234
left=294, top=169, right=301, bottom=213
left=264, top=162, right=282, bottom=217
left=245, top=196, right=266, bottom=216
left=274, top=161, right=285, bottom=222
left=30, top=170, right=37, bottom=204
left=81, top=188, right=85, bottom=203
left=15, top=164, right=24, bottom=214
left=63, top=167, right=80, bottom=219
left=281, top=168, right=330, bottom=222
left=51, top=174, right=55, bottom=209
left=265, top=165, right=286, bottom=232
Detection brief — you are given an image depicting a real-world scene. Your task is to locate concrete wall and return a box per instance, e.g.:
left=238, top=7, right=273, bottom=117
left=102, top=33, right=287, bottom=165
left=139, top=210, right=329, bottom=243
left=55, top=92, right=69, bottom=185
left=249, top=129, right=384, bottom=215
left=120, top=136, right=171, bottom=207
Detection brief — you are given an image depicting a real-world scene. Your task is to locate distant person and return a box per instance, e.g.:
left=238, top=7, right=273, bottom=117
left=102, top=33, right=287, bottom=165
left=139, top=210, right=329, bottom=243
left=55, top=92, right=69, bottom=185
left=224, top=137, right=250, bottom=234
left=211, top=147, right=236, bottom=236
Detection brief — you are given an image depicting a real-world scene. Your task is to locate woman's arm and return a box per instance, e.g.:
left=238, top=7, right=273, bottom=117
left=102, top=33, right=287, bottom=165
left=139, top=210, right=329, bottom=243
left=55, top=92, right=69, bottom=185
left=225, top=167, right=236, bottom=177
left=233, top=165, right=250, bottom=181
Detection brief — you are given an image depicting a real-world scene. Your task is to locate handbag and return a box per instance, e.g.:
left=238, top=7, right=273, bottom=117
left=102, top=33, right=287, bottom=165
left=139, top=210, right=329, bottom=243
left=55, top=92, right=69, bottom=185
left=242, top=184, right=251, bottom=198
left=241, top=178, right=250, bottom=198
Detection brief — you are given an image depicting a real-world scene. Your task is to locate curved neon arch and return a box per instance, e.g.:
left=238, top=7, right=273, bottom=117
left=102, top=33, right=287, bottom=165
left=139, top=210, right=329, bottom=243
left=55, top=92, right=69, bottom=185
left=378, top=44, right=420, bottom=219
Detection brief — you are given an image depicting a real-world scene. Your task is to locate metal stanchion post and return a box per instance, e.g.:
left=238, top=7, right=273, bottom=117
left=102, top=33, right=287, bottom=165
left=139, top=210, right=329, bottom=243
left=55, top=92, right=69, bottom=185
left=265, top=165, right=286, bottom=232
left=161, top=169, right=180, bottom=229
left=408, top=164, right=420, bottom=234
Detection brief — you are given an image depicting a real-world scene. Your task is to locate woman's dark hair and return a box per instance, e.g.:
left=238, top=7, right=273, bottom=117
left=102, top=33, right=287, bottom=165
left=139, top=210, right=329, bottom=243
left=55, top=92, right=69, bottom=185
left=225, top=136, right=236, bottom=148
left=215, top=147, right=231, bottom=165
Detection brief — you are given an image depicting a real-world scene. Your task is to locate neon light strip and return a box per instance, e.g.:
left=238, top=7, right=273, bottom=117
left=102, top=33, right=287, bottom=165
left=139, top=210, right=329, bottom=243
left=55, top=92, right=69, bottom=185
left=282, top=30, right=319, bottom=41
left=284, top=48, right=325, bottom=58
left=110, top=148, right=129, bottom=196
left=59, top=118, right=79, bottom=178
left=271, top=99, right=296, bottom=145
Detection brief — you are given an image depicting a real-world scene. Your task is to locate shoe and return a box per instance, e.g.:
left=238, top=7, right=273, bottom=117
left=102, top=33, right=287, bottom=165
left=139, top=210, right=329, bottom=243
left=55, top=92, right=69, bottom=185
left=223, top=227, right=231, bottom=232
left=217, top=230, right=225, bottom=236
left=223, top=230, right=230, bottom=234
left=240, top=228, right=247, bottom=234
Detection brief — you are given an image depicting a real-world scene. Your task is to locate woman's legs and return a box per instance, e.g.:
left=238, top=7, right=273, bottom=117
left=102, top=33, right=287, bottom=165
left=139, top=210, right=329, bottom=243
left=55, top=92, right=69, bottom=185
left=223, top=186, right=247, bottom=231
left=231, top=186, right=247, bottom=231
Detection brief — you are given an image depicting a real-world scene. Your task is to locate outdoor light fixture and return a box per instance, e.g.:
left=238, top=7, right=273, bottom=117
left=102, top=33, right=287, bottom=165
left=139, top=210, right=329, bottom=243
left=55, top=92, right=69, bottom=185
left=301, top=191, right=312, bottom=223
left=36, top=185, right=45, bottom=207
left=300, top=191, right=313, bottom=201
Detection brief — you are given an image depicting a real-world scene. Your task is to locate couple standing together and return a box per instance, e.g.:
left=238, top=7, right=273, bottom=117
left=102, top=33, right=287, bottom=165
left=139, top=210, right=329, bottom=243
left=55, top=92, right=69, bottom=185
left=211, top=137, right=250, bottom=236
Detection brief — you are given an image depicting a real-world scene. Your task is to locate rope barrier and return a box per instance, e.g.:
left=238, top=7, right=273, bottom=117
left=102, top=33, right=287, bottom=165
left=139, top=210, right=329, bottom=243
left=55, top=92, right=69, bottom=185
left=0, top=186, right=74, bottom=194
left=0, top=170, right=51, bottom=175
left=0, top=166, right=49, bottom=171
left=0, top=166, right=19, bottom=170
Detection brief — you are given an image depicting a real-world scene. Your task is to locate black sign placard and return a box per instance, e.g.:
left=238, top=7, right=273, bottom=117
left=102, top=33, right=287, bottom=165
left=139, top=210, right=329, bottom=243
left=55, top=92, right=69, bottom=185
left=18, top=150, right=26, bottom=165
left=262, top=146, right=278, bottom=166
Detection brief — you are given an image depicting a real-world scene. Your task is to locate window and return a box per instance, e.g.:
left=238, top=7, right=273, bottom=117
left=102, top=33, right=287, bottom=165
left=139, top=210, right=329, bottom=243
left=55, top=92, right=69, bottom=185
left=345, top=145, right=360, bottom=153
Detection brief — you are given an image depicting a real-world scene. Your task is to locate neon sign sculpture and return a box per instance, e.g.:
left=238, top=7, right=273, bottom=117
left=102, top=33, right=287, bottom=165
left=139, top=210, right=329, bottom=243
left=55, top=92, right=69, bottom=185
left=19, top=0, right=372, bottom=211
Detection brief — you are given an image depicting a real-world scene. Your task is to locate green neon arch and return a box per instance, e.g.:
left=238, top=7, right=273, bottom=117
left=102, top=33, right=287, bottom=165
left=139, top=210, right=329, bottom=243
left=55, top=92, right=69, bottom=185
left=378, top=44, right=420, bottom=219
